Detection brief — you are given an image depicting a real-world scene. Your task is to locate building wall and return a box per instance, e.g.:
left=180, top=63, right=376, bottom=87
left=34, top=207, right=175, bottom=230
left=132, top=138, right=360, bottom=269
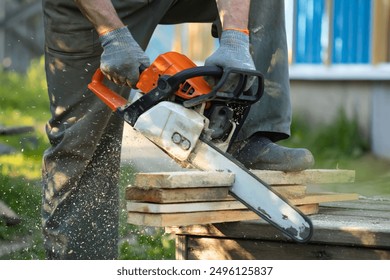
left=290, top=80, right=372, bottom=139
left=289, top=64, right=390, bottom=160
left=372, top=83, right=390, bottom=159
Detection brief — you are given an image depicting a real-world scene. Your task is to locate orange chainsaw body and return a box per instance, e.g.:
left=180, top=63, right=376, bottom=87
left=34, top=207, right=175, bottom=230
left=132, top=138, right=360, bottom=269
left=136, top=52, right=212, bottom=100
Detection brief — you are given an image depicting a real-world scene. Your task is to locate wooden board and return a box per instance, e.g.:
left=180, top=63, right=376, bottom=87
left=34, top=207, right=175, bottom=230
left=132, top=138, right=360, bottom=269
left=133, top=171, right=235, bottom=189
left=250, top=169, right=356, bottom=185
left=320, top=197, right=390, bottom=211
left=127, top=200, right=246, bottom=213
left=126, top=187, right=230, bottom=203
left=127, top=204, right=319, bottom=227
left=126, top=192, right=358, bottom=213
left=128, top=210, right=260, bottom=227
left=182, top=236, right=390, bottom=260
left=125, top=185, right=307, bottom=203
left=372, top=0, right=390, bottom=64
left=133, top=169, right=355, bottom=189
left=273, top=185, right=307, bottom=198
left=290, top=192, right=359, bottom=205
left=169, top=198, right=390, bottom=249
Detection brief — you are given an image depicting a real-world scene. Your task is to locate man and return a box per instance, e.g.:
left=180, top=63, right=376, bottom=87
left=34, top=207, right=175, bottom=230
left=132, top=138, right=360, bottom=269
left=41, top=0, right=314, bottom=259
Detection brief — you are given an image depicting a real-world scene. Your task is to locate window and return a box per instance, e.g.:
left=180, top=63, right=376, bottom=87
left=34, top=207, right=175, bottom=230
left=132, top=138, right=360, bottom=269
left=288, top=0, right=390, bottom=65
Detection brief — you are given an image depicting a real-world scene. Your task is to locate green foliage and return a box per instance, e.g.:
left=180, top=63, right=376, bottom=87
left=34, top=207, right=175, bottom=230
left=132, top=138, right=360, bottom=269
left=312, top=111, right=368, bottom=159
left=0, top=176, right=41, bottom=225
left=281, top=109, right=369, bottom=168
left=281, top=110, right=390, bottom=197
left=0, top=56, right=49, bottom=162
left=0, top=237, right=46, bottom=260
left=0, top=56, right=49, bottom=124
left=0, top=173, right=44, bottom=259
left=0, top=59, right=51, bottom=259
left=119, top=227, right=175, bottom=260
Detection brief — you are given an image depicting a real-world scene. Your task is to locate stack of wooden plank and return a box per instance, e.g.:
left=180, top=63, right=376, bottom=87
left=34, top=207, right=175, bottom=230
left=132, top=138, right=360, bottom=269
left=125, top=169, right=358, bottom=227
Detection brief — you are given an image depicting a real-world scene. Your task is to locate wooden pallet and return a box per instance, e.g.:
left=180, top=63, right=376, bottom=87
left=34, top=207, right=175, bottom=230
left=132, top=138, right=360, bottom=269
left=126, top=169, right=358, bottom=227
left=168, top=198, right=390, bottom=260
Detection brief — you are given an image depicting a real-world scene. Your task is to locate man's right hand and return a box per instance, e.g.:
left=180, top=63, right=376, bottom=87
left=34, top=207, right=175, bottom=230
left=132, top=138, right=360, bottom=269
left=204, top=29, right=256, bottom=92
left=99, top=26, right=150, bottom=87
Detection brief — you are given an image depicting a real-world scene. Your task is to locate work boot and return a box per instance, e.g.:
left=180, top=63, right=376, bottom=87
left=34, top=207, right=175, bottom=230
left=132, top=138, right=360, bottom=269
left=232, top=135, right=315, bottom=172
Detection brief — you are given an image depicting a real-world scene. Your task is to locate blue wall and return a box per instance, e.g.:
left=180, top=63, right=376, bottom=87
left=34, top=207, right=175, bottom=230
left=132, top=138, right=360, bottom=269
left=295, top=0, right=372, bottom=64
left=295, top=0, right=325, bottom=63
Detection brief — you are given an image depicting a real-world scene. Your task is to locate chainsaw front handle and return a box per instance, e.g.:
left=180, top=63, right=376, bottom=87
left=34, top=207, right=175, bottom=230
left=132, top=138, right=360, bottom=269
left=88, top=69, right=128, bottom=111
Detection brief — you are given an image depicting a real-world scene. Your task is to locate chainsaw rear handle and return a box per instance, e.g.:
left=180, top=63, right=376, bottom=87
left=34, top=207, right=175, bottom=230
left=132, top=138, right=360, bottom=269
left=88, top=69, right=128, bottom=111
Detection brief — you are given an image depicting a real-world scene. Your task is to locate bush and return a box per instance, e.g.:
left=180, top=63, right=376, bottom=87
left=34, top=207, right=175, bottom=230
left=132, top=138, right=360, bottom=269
left=282, top=109, right=369, bottom=168
left=0, top=56, right=49, bottom=125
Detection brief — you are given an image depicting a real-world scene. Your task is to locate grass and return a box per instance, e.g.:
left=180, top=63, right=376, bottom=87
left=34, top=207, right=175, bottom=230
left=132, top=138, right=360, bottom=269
left=284, top=110, right=369, bottom=165
left=0, top=57, right=50, bottom=125
left=0, top=58, right=48, bottom=259
left=1, top=58, right=389, bottom=259
left=281, top=110, right=390, bottom=197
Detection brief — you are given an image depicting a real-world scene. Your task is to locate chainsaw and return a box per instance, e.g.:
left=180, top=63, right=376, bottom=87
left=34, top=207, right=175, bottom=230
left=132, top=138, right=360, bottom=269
left=88, top=51, right=313, bottom=243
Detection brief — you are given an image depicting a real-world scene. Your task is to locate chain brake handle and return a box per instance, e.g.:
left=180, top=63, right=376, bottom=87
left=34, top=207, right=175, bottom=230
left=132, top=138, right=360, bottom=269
left=182, top=67, right=264, bottom=108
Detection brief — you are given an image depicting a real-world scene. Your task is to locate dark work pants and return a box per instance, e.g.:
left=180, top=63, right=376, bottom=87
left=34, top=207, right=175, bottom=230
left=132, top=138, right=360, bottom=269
left=41, top=0, right=291, bottom=259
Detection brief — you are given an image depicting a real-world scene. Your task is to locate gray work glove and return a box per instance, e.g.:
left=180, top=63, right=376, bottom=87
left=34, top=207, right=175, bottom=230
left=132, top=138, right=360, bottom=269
left=205, top=29, right=256, bottom=92
left=99, top=26, right=150, bottom=87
